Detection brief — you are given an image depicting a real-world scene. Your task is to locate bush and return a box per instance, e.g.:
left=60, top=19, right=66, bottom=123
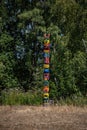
left=0, top=89, right=43, bottom=105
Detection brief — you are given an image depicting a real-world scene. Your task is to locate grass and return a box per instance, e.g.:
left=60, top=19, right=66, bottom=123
left=0, top=89, right=87, bottom=106
left=0, top=89, right=42, bottom=105
left=57, top=96, right=87, bottom=106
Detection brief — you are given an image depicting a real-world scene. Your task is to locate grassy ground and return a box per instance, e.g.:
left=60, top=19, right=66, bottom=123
left=0, top=105, right=87, bottom=130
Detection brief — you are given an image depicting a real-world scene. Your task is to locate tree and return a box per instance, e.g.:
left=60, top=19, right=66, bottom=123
left=0, top=0, right=87, bottom=102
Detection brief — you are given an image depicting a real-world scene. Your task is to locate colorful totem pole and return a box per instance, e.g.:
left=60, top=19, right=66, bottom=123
left=43, top=34, right=50, bottom=104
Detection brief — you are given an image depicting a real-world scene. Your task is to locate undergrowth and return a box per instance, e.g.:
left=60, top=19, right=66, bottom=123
left=0, top=89, right=87, bottom=106
left=0, top=89, right=42, bottom=105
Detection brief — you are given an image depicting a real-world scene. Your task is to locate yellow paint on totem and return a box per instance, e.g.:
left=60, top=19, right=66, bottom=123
left=44, top=39, right=50, bottom=44
left=43, top=93, right=49, bottom=97
left=44, top=50, right=50, bottom=53
left=44, top=64, right=49, bottom=68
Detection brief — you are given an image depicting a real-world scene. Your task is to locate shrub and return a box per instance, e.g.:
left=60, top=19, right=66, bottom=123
left=0, top=89, right=42, bottom=105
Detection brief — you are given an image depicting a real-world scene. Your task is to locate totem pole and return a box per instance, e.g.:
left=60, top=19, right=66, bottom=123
left=43, top=34, right=50, bottom=104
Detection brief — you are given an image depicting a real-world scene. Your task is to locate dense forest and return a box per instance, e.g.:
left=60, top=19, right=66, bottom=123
left=0, top=0, right=87, bottom=105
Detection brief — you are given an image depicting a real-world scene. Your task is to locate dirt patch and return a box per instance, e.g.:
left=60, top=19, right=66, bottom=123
left=0, top=106, right=87, bottom=130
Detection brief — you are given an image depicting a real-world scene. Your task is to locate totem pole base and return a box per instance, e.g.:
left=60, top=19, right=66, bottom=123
left=43, top=99, right=55, bottom=106
left=43, top=99, right=49, bottom=106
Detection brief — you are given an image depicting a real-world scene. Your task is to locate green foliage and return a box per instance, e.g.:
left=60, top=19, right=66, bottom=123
left=0, top=33, right=13, bottom=51
left=0, top=89, right=42, bottom=105
left=49, top=81, right=58, bottom=100
left=0, top=0, right=87, bottom=105
left=58, top=93, right=87, bottom=106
